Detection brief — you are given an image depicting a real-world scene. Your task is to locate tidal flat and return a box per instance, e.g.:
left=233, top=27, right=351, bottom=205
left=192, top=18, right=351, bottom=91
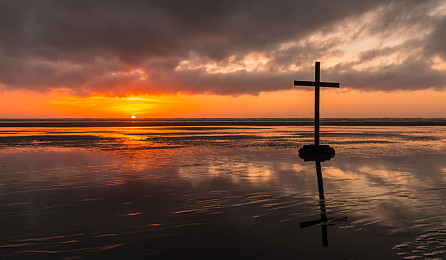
left=0, top=123, right=445, bottom=259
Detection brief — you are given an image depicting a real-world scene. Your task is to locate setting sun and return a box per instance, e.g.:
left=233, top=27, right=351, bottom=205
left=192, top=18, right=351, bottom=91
left=131, top=115, right=136, bottom=119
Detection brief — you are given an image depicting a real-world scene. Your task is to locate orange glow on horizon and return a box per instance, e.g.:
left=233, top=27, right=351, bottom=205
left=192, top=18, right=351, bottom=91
left=1, top=88, right=446, bottom=118
left=46, top=93, right=199, bottom=118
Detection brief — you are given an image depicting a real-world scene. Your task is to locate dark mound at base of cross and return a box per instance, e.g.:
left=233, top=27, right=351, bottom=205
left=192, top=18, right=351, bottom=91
left=299, top=145, right=335, bottom=162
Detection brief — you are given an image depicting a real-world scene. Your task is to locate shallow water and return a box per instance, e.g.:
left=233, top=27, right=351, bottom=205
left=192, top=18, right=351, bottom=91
left=0, top=125, right=445, bottom=259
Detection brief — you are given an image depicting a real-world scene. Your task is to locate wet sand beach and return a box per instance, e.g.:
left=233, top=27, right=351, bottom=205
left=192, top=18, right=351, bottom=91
left=0, top=119, right=445, bottom=259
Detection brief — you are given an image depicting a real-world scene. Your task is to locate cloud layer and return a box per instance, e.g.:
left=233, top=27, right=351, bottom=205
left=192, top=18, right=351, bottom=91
left=1, top=0, right=446, bottom=95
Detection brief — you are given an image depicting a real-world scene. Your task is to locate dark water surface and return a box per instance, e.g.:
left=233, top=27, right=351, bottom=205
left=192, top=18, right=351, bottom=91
left=0, top=123, right=445, bottom=259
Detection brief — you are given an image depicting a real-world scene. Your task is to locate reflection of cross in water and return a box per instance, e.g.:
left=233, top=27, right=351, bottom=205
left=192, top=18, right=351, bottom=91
left=300, top=161, right=329, bottom=246
left=294, top=62, right=339, bottom=146
left=299, top=160, right=348, bottom=247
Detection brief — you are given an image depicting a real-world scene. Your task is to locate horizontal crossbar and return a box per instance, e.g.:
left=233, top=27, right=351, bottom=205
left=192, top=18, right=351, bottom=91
left=294, top=80, right=339, bottom=88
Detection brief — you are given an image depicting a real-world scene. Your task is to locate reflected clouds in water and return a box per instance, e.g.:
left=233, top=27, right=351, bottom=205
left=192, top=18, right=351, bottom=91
left=0, top=126, right=445, bottom=258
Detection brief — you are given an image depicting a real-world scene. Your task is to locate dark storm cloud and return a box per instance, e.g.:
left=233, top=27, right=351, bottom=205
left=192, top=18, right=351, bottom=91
left=0, top=0, right=445, bottom=95
left=427, top=15, right=446, bottom=59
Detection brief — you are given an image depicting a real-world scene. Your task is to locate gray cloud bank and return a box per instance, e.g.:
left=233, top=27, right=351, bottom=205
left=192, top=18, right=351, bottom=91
left=0, top=0, right=446, bottom=95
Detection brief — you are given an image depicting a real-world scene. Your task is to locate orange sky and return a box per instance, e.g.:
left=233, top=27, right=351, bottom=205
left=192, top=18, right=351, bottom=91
left=1, top=87, right=446, bottom=118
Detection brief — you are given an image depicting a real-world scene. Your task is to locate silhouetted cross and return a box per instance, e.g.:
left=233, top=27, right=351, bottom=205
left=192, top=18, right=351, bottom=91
left=294, top=62, right=339, bottom=146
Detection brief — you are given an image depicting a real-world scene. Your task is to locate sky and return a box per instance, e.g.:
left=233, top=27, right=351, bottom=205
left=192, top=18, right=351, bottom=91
left=1, top=0, right=446, bottom=118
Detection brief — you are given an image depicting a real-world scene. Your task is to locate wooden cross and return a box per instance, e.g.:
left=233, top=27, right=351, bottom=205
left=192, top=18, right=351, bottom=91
left=294, top=62, right=339, bottom=146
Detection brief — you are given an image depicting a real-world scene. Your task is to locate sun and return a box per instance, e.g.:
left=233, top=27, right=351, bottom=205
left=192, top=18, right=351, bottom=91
left=131, top=115, right=136, bottom=119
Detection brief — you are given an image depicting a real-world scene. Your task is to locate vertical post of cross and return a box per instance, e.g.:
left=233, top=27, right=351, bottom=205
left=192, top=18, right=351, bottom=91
left=294, top=61, right=339, bottom=147
left=315, top=62, right=320, bottom=146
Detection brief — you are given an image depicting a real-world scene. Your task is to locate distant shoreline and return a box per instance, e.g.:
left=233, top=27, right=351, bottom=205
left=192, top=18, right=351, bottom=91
left=1, top=118, right=446, bottom=127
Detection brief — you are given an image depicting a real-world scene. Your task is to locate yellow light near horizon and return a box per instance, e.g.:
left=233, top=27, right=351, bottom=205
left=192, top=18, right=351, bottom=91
left=45, top=94, right=193, bottom=118
left=1, top=88, right=446, bottom=118
left=131, top=115, right=136, bottom=119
